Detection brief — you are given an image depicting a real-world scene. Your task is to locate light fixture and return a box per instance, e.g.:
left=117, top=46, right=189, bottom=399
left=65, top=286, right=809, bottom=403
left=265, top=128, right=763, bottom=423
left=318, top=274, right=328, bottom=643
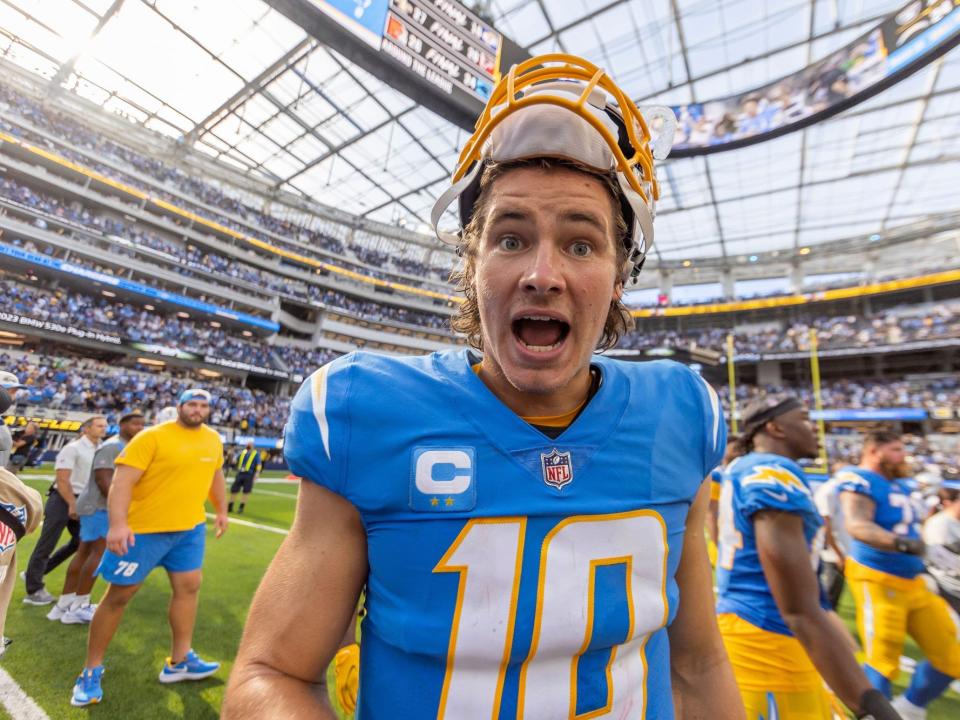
left=198, top=368, right=221, bottom=378
left=102, top=290, right=116, bottom=298
left=144, top=304, right=155, bottom=310
left=176, top=311, right=190, bottom=319
left=209, top=321, right=221, bottom=328
left=136, top=357, right=166, bottom=366
left=799, top=247, right=811, bottom=255
left=749, top=255, right=758, bottom=262
left=682, top=260, right=692, bottom=267
left=241, top=330, right=253, bottom=337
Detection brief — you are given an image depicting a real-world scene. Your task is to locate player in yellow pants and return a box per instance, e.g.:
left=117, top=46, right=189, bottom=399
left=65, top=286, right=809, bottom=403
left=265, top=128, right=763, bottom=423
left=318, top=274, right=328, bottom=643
left=719, top=613, right=836, bottom=719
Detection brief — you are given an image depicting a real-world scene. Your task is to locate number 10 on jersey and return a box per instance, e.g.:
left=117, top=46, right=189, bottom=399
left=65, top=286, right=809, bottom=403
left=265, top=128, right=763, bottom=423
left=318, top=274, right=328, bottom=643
left=434, top=510, right=669, bottom=719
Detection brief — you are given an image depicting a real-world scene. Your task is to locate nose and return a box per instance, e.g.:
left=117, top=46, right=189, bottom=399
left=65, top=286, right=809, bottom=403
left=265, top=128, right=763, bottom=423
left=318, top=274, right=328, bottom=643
left=520, top=241, right=565, bottom=295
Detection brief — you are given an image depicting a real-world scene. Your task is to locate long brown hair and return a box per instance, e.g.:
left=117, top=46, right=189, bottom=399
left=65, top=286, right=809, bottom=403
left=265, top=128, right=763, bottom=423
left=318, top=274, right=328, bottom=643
left=449, top=157, right=635, bottom=351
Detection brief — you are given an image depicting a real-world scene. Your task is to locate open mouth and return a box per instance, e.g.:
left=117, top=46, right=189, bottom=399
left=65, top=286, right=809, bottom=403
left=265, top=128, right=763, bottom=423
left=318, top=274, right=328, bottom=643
left=512, top=315, right=571, bottom=352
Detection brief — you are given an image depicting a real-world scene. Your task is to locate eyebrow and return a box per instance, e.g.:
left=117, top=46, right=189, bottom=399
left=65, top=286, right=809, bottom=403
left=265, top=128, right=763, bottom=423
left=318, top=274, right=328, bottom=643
left=487, top=207, right=608, bottom=232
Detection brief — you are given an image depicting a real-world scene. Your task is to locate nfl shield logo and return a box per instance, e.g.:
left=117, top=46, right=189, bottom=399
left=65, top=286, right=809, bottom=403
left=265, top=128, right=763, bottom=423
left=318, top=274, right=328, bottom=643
left=540, top=449, right=573, bottom=490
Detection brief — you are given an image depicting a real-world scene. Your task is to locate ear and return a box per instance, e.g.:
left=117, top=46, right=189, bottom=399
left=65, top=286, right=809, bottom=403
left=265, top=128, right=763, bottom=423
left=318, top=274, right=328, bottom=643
left=765, top=419, right=787, bottom=440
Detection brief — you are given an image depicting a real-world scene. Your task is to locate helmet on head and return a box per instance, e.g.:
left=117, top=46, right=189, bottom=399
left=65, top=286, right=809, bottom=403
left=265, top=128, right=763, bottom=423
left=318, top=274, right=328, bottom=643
left=0, top=371, right=27, bottom=391
left=430, top=53, right=676, bottom=284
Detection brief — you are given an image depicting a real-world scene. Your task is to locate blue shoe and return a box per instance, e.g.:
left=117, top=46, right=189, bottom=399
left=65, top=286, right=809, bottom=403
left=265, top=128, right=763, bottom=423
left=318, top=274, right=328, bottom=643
left=71, top=666, right=104, bottom=707
left=158, top=649, right=220, bottom=683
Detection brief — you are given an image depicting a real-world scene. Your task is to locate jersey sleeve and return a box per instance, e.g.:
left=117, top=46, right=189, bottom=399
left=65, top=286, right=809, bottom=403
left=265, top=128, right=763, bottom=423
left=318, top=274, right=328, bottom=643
left=686, top=369, right=727, bottom=478
left=115, top=428, right=157, bottom=471
left=738, top=463, right=812, bottom=518
left=283, top=356, right=355, bottom=495
left=835, top=469, right=871, bottom=497
left=92, top=443, right=121, bottom=472
left=54, top=443, right=76, bottom=471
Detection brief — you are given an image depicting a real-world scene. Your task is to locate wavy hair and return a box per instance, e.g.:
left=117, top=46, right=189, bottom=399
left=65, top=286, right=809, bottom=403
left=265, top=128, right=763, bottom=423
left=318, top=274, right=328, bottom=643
left=449, top=158, right=634, bottom=351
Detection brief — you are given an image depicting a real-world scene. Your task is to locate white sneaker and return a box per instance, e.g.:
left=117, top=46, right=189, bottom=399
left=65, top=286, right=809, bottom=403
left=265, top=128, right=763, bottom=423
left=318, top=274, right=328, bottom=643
left=46, top=604, right=66, bottom=621
left=61, top=604, right=96, bottom=625
left=891, top=695, right=927, bottom=720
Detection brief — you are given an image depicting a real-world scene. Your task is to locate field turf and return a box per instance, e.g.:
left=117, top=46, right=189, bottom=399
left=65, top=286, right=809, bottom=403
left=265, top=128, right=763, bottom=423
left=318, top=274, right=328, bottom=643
left=3, top=469, right=958, bottom=718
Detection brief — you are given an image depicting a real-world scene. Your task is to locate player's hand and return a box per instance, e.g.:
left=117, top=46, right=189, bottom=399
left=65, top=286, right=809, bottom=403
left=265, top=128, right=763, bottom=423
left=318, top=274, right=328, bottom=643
left=68, top=506, right=78, bottom=520
left=107, top=525, right=135, bottom=556
left=333, top=643, right=359, bottom=715
left=215, top=512, right=228, bottom=538
left=926, top=543, right=960, bottom=574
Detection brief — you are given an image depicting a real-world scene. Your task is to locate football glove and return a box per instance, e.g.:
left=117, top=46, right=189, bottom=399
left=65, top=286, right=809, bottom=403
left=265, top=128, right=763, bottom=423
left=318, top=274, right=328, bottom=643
left=333, top=643, right=359, bottom=715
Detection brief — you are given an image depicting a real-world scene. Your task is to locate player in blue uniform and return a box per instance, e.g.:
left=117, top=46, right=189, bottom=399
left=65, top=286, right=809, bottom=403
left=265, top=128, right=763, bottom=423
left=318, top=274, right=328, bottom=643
left=838, top=430, right=960, bottom=718
left=224, top=54, right=744, bottom=719
left=717, top=395, right=900, bottom=720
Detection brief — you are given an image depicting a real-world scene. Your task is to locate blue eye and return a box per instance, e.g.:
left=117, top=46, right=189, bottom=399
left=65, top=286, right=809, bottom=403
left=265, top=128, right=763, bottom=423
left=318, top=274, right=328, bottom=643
left=499, top=236, right=522, bottom=251
left=570, top=242, right=592, bottom=257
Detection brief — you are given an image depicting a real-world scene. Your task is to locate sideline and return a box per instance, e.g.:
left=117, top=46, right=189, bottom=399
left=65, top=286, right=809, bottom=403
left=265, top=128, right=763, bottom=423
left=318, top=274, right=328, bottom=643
left=205, top=513, right=289, bottom=536
left=0, top=665, right=50, bottom=720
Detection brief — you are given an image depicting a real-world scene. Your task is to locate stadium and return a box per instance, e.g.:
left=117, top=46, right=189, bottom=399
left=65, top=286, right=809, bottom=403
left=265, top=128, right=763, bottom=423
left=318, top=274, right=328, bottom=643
left=0, top=0, right=959, bottom=718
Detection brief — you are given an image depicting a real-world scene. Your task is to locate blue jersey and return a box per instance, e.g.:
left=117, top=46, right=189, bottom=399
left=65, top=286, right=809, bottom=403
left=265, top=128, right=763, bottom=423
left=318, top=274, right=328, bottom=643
left=716, top=453, right=823, bottom=636
left=284, top=349, right=725, bottom=720
left=835, top=466, right=924, bottom=579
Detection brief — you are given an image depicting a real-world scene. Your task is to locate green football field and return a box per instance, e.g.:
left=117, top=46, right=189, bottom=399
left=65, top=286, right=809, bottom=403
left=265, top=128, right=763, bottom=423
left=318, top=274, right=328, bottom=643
left=4, top=469, right=959, bottom=719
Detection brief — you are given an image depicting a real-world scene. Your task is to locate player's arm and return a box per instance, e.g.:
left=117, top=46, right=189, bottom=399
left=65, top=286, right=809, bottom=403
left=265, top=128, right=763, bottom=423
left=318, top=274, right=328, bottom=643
left=755, top=510, right=893, bottom=717
left=840, top=491, right=915, bottom=552
left=93, top=467, right=113, bottom=496
left=54, top=468, right=77, bottom=518
left=223, top=479, right=367, bottom=719
left=209, top=467, right=228, bottom=537
left=668, top=481, right=744, bottom=720
left=106, top=464, right=144, bottom=555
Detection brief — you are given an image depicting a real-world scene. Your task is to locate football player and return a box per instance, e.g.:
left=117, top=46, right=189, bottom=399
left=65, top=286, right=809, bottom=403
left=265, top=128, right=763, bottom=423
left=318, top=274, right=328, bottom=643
left=717, top=395, right=900, bottom=719
left=838, top=431, right=960, bottom=718
left=224, top=55, right=743, bottom=719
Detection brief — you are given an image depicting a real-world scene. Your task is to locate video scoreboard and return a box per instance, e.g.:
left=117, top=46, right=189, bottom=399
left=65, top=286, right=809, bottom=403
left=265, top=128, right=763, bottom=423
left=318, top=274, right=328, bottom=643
left=270, top=0, right=529, bottom=130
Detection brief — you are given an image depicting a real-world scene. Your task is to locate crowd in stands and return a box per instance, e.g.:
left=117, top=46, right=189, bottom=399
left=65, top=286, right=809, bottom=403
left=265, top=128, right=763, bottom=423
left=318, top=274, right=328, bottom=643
left=722, top=377, right=960, bottom=416
left=620, top=300, right=960, bottom=356
left=0, top=174, right=456, bottom=333
left=3, top=278, right=280, bottom=369
left=0, top=82, right=454, bottom=285
left=1, top=352, right=294, bottom=433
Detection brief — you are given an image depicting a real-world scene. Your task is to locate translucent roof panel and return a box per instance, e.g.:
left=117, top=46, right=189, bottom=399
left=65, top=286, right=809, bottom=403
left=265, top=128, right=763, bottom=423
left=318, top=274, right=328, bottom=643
left=0, top=0, right=956, bottom=269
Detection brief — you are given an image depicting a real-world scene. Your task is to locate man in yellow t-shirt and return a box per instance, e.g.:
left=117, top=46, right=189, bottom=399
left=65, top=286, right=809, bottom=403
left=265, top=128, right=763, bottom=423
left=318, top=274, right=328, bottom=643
left=71, top=389, right=229, bottom=707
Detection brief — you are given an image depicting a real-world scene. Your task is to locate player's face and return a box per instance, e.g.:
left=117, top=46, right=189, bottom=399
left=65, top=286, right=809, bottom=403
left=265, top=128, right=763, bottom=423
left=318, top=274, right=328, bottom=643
left=178, top=399, right=210, bottom=427
left=876, top=440, right=909, bottom=478
left=779, top=407, right=819, bottom=459
left=85, top=417, right=107, bottom=440
left=122, top=416, right=146, bottom=439
left=472, top=166, right=621, bottom=415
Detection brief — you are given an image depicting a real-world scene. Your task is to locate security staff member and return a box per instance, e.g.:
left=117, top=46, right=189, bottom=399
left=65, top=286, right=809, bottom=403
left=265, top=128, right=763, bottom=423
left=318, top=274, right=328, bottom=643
left=228, top=442, right=261, bottom=515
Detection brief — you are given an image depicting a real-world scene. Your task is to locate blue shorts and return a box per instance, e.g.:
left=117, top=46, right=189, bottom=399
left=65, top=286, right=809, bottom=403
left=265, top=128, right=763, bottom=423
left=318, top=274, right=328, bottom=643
left=97, top=522, right=206, bottom=585
left=79, top=510, right=109, bottom=542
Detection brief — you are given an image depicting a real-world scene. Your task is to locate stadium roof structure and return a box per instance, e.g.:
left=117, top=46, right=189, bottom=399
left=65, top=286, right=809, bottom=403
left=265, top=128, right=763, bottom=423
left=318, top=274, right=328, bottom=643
left=0, top=0, right=958, bottom=276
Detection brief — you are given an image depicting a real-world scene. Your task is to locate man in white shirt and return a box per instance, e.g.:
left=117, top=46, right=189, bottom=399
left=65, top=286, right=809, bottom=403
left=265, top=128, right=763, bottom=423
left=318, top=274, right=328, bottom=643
left=814, top=473, right=853, bottom=609
left=23, top=416, right=106, bottom=606
left=923, top=470, right=960, bottom=614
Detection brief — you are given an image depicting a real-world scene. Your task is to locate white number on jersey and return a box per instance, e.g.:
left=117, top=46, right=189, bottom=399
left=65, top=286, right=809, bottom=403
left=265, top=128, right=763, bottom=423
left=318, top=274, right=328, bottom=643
left=434, top=510, right=668, bottom=719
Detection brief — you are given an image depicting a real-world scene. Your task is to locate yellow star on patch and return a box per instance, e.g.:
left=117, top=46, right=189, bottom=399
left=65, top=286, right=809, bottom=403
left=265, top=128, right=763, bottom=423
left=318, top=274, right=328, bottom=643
left=445, top=497, right=454, bottom=506
left=430, top=497, right=439, bottom=506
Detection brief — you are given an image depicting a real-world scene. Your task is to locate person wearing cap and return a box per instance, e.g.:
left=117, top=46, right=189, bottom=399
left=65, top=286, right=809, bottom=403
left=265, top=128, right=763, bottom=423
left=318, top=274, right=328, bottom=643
left=0, top=376, right=43, bottom=653
left=48, top=412, right=146, bottom=625
left=71, top=388, right=228, bottom=707
left=0, top=370, right=29, bottom=470
left=225, top=55, right=741, bottom=719
left=923, top=467, right=960, bottom=614
left=716, top=395, right=901, bottom=719
left=838, top=432, right=960, bottom=718
left=23, top=415, right=107, bottom=607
